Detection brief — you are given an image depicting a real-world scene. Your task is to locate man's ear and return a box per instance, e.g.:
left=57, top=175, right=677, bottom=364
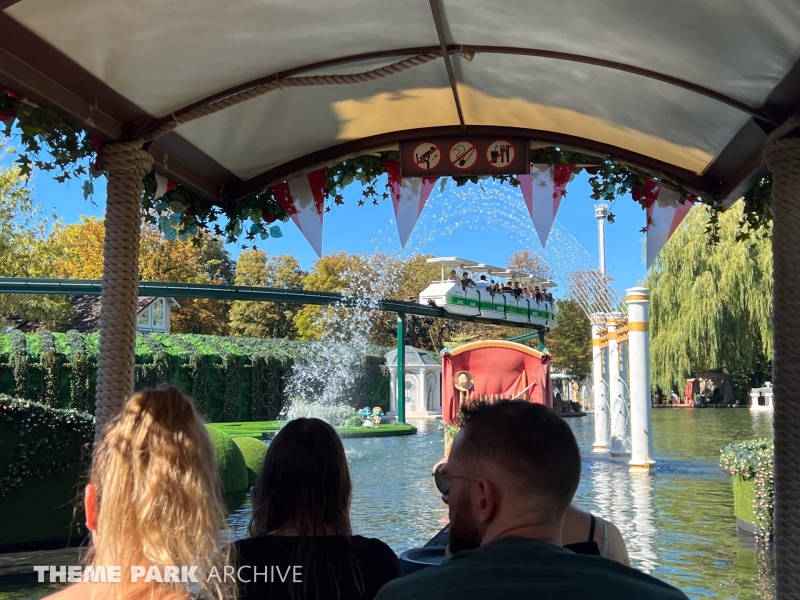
left=84, top=483, right=98, bottom=532
left=474, top=479, right=498, bottom=524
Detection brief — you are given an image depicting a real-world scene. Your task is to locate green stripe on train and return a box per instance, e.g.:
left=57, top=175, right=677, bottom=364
left=446, top=295, right=556, bottom=321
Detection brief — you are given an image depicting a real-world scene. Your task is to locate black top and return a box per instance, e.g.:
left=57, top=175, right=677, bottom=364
left=233, top=534, right=400, bottom=600
left=563, top=513, right=602, bottom=556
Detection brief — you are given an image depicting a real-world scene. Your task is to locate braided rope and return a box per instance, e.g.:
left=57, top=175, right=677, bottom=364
left=143, top=52, right=441, bottom=141
left=763, top=112, right=800, bottom=600
left=95, top=140, right=153, bottom=437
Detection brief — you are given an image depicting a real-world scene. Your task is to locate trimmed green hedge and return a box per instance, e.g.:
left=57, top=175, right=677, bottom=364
left=205, top=425, right=249, bottom=494
left=733, top=474, right=757, bottom=527
left=0, top=332, right=391, bottom=423
left=0, top=395, right=94, bottom=549
left=233, top=436, right=268, bottom=486
left=721, top=438, right=773, bottom=538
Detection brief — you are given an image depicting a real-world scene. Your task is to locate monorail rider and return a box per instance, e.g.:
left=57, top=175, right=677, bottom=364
left=449, top=270, right=460, bottom=282
left=476, top=276, right=490, bottom=290
left=461, top=272, right=476, bottom=288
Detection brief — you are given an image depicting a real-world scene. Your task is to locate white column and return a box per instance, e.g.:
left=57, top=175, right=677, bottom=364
left=388, top=366, right=397, bottom=413
left=627, top=287, right=655, bottom=471
left=591, top=314, right=609, bottom=452
left=607, top=312, right=629, bottom=457
left=418, top=368, right=427, bottom=411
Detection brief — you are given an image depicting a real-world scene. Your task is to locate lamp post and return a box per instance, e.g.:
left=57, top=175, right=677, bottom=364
left=397, top=313, right=406, bottom=424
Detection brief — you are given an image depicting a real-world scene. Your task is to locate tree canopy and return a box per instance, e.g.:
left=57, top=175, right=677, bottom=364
left=545, top=299, right=592, bottom=377
left=646, top=202, right=772, bottom=394
left=229, top=250, right=305, bottom=339
left=0, top=158, right=68, bottom=329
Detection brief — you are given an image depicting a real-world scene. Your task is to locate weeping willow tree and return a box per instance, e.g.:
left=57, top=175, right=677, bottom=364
left=646, top=202, right=772, bottom=394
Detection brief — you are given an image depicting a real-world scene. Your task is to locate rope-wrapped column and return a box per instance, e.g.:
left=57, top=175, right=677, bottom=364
left=763, top=113, right=800, bottom=600
left=95, top=140, right=152, bottom=435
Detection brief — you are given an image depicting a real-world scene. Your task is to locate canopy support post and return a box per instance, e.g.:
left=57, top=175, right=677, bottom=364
left=95, top=140, right=152, bottom=437
left=763, top=113, right=800, bottom=600
left=397, top=313, right=406, bottom=424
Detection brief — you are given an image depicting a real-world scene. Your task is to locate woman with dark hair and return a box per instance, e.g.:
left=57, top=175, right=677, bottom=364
left=234, top=418, right=399, bottom=600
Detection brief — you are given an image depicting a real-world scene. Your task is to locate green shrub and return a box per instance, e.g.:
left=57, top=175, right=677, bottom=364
left=205, top=425, right=248, bottom=494
left=233, top=436, right=268, bottom=486
left=0, top=395, right=94, bottom=548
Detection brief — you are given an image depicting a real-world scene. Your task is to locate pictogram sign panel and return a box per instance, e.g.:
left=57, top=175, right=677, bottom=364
left=401, top=137, right=526, bottom=177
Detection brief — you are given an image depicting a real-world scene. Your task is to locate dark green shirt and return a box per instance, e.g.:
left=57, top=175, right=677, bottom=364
left=376, top=537, right=688, bottom=600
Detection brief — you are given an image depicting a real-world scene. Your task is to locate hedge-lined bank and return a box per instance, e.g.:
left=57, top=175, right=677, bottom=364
left=0, top=395, right=94, bottom=550
left=0, top=332, right=391, bottom=422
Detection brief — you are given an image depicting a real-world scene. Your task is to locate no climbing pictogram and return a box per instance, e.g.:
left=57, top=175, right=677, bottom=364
left=413, top=142, right=442, bottom=171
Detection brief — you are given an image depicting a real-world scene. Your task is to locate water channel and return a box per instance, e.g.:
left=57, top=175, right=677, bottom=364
left=1, top=409, right=774, bottom=600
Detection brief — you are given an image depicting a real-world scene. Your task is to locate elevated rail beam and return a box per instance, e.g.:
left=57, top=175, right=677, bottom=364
left=0, top=278, right=545, bottom=331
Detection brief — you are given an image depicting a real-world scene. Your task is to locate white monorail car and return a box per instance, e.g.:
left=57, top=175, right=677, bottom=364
left=419, top=257, right=558, bottom=328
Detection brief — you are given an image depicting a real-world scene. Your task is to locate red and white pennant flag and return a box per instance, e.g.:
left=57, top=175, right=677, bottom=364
left=640, top=180, right=695, bottom=268
left=272, top=169, right=326, bottom=257
left=386, top=161, right=438, bottom=249
left=154, top=173, right=177, bottom=199
left=519, top=163, right=574, bottom=247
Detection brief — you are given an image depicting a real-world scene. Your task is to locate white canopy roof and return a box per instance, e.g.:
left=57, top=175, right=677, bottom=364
left=426, top=257, right=479, bottom=269
left=1, top=0, right=798, bottom=202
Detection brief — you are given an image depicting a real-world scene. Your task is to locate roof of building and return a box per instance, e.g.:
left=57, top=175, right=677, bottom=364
left=69, top=295, right=176, bottom=333
left=384, top=345, right=441, bottom=367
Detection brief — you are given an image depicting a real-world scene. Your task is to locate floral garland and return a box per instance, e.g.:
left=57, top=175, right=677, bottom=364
left=2, top=88, right=772, bottom=244
left=0, top=394, right=94, bottom=497
left=720, top=438, right=774, bottom=539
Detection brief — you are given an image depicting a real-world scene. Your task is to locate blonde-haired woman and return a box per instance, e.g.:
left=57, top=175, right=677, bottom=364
left=46, top=387, right=234, bottom=600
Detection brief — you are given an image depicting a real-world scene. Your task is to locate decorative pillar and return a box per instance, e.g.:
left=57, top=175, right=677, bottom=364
left=627, top=287, right=655, bottom=471
left=397, top=313, right=406, bottom=424
left=607, top=312, right=629, bottom=457
left=96, top=140, right=152, bottom=436
left=387, top=366, right=397, bottom=413
left=591, top=314, right=609, bottom=452
left=418, top=367, right=428, bottom=411
left=762, top=112, right=800, bottom=600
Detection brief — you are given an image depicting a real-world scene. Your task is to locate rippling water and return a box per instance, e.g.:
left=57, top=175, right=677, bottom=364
left=1, top=409, right=775, bottom=600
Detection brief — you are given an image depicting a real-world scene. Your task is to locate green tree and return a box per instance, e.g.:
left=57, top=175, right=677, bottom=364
left=545, top=299, right=592, bottom=377
left=0, top=158, right=70, bottom=329
left=229, top=250, right=305, bottom=338
left=49, top=218, right=234, bottom=334
left=646, top=202, right=772, bottom=394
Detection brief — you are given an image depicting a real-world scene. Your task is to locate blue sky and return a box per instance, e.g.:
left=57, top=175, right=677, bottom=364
left=19, top=159, right=649, bottom=298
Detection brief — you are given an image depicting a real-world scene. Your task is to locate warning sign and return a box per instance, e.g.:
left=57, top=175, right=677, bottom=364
left=449, top=141, right=478, bottom=170
left=412, top=142, right=441, bottom=171
left=401, top=137, right=526, bottom=177
left=486, top=140, right=515, bottom=168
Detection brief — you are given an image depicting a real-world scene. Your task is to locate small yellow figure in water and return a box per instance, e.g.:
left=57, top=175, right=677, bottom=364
left=371, top=407, right=384, bottom=428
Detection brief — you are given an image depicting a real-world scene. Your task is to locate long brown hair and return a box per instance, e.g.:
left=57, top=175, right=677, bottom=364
left=250, top=418, right=362, bottom=599
left=87, top=387, right=234, bottom=600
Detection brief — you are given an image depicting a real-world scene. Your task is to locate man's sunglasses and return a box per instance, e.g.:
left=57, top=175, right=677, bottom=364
left=432, top=471, right=481, bottom=494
